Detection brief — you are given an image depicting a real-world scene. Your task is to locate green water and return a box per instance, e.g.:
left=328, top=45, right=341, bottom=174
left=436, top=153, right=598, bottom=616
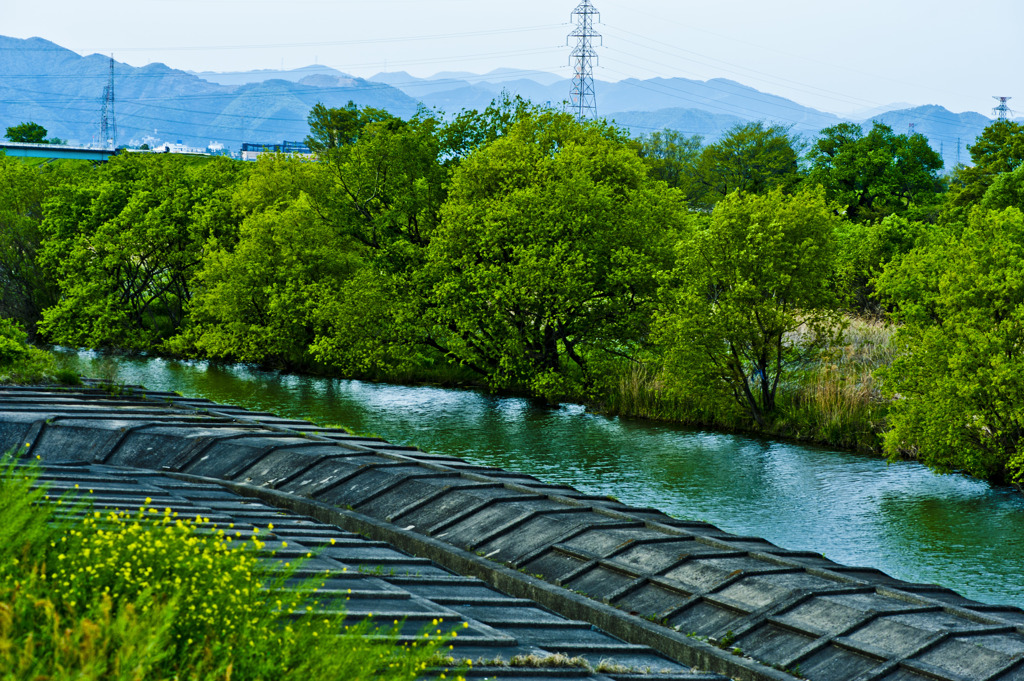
left=60, top=350, right=1024, bottom=608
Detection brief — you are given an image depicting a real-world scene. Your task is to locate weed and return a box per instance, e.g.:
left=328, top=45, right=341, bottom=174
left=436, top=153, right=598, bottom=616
left=0, top=451, right=465, bottom=680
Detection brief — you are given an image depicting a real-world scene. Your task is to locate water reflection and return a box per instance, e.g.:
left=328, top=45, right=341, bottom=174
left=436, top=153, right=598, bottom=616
left=55, top=350, right=1024, bottom=607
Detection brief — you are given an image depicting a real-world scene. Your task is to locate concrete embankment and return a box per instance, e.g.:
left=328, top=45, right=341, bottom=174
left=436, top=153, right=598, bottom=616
left=2, top=382, right=1024, bottom=681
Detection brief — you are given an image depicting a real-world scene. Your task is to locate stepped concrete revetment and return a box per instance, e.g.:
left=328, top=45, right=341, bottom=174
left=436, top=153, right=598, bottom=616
left=2, top=382, right=1023, bottom=681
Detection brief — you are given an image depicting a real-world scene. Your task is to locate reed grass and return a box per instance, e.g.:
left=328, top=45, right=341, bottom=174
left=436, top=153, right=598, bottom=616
left=775, top=317, right=895, bottom=451
left=601, top=316, right=896, bottom=452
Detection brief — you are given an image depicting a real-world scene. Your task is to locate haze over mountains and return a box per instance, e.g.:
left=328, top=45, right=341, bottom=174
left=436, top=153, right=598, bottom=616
left=0, top=35, right=995, bottom=164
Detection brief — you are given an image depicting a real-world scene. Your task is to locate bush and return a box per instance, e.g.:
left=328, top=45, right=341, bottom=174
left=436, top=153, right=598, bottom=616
left=0, top=317, right=59, bottom=383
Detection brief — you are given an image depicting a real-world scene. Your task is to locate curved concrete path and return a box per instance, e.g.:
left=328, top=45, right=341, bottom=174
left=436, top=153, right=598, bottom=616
left=2, top=382, right=1023, bottom=681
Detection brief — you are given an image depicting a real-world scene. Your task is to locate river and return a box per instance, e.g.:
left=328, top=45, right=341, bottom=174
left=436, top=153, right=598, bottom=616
left=56, top=350, right=1024, bottom=608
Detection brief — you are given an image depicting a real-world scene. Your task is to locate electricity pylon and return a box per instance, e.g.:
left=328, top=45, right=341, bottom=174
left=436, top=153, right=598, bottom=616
left=99, top=56, right=116, bottom=149
left=568, top=0, right=601, bottom=119
left=993, top=96, right=1013, bottom=121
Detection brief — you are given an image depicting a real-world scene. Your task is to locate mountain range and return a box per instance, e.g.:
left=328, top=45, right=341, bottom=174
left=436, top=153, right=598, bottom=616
left=0, top=35, right=996, bottom=165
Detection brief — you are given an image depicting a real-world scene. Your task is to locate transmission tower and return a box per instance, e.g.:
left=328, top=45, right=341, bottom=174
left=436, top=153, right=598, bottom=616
left=99, top=55, right=116, bottom=149
left=993, top=96, right=1013, bottom=120
left=568, top=0, right=601, bottom=120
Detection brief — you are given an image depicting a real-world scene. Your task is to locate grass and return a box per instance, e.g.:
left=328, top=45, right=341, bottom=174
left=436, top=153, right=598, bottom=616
left=0, top=449, right=466, bottom=680
left=774, top=316, right=894, bottom=451
left=601, top=316, right=896, bottom=453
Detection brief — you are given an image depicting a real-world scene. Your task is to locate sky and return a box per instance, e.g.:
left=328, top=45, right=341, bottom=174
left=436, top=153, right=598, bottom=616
left=4, top=0, right=1021, bottom=117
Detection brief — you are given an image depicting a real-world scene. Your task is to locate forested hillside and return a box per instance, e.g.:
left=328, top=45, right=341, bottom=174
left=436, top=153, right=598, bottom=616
left=4, top=96, right=1024, bottom=484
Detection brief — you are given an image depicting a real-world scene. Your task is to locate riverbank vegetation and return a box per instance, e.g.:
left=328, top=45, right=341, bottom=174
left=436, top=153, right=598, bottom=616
left=0, top=452, right=463, bottom=680
left=3, top=98, right=1024, bottom=483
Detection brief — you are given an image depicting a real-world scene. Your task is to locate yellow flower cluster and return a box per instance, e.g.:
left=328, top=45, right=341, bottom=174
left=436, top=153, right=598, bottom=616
left=46, top=504, right=281, bottom=652
left=1, top=454, right=468, bottom=681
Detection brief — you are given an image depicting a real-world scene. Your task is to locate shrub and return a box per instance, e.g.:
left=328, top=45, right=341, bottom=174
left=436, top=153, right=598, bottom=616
left=0, top=317, right=58, bottom=383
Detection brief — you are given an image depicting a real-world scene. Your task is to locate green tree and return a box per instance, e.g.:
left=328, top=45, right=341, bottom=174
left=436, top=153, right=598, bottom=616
left=437, top=93, right=535, bottom=165
left=308, top=98, right=547, bottom=380
left=688, top=122, right=803, bottom=209
left=657, top=188, right=843, bottom=426
left=425, top=110, right=684, bottom=398
left=5, top=122, right=48, bottom=144
left=305, top=101, right=399, bottom=152
left=307, top=107, right=445, bottom=253
left=0, top=156, right=76, bottom=330
left=631, top=129, right=703, bottom=190
left=834, top=214, right=927, bottom=312
left=38, top=154, right=247, bottom=349
left=179, top=154, right=359, bottom=368
left=301, top=105, right=448, bottom=373
left=875, top=206, right=1024, bottom=482
left=979, top=163, right=1024, bottom=212
left=808, top=122, right=944, bottom=222
left=945, top=120, right=1024, bottom=214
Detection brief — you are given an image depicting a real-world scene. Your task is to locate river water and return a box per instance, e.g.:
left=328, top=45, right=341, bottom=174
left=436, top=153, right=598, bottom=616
left=57, top=350, right=1024, bottom=608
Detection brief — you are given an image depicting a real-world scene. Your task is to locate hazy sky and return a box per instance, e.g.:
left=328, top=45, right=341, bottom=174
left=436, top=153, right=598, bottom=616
left=5, top=0, right=1021, bottom=117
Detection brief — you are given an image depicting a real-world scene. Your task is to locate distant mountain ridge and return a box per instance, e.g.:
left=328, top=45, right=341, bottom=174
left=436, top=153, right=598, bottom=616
left=0, top=35, right=999, bottom=161
left=0, top=36, right=418, bottom=149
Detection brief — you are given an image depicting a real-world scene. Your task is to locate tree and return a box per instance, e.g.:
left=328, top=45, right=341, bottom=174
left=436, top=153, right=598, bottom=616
left=437, top=93, right=535, bottom=166
left=0, top=156, right=74, bottom=330
left=833, top=214, right=927, bottom=312
left=807, top=122, right=944, bottom=222
left=945, top=120, right=1024, bottom=214
left=305, top=101, right=399, bottom=152
left=425, top=109, right=684, bottom=398
left=631, top=129, right=703, bottom=189
left=657, top=188, right=843, bottom=426
left=301, top=103, right=452, bottom=375
left=179, top=154, right=359, bottom=368
left=979, top=163, right=1024, bottom=212
left=687, top=122, right=803, bottom=209
left=875, top=206, right=1024, bottom=483
left=38, top=154, right=247, bottom=349
left=306, top=107, right=445, bottom=253
left=5, top=122, right=48, bottom=144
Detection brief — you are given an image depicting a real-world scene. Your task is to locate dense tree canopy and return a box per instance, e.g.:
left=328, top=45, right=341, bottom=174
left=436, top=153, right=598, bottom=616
left=38, top=154, right=246, bottom=349
left=658, top=188, right=842, bottom=425
left=687, top=122, right=803, bottom=210
left=807, top=122, right=944, bottom=222
left=5, top=122, right=48, bottom=144
left=10, top=96, right=1024, bottom=483
left=945, top=120, right=1024, bottom=214
left=631, top=129, right=703, bottom=190
left=0, top=156, right=73, bottom=329
left=427, top=110, right=684, bottom=398
left=177, top=154, right=350, bottom=367
left=876, top=207, right=1024, bottom=482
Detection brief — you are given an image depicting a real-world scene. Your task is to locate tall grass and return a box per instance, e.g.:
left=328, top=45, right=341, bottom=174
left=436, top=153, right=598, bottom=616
left=603, top=360, right=740, bottom=429
left=601, top=316, right=896, bottom=452
left=0, top=451, right=465, bottom=680
left=775, top=317, right=895, bottom=451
